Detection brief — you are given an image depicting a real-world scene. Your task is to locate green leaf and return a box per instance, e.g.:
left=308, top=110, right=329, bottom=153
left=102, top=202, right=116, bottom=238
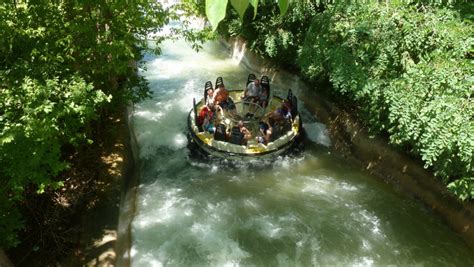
left=278, top=0, right=289, bottom=16
left=249, top=0, right=259, bottom=19
left=231, top=0, right=249, bottom=20
left=37, top=183, right=46, bottom=194
left=0, top=133, right=15, bottom=144
left=206, top=0, right=228, bottom=31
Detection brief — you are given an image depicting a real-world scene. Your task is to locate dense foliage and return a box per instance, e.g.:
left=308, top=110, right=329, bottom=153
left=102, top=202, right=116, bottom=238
left=169, top=1, right=218, bottom=51
left=299, top=3, right=473, bottom=200
left=0, top=2, right=167, bottom=248
left=205, top=0, right=288, bottom=31
left=216, top=1, right=319, bottom=69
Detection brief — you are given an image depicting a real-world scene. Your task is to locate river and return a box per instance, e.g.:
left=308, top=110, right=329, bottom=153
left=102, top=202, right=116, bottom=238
left=128, top=39, right=474, bottom=266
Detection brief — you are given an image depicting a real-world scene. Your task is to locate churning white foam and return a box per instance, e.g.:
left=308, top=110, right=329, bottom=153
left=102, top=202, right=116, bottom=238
left=304, top=122, right=332, bottom=147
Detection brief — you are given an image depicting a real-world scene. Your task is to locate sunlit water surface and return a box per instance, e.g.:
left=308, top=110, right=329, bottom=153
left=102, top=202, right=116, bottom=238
left=130, top=40, right=474, bottom=266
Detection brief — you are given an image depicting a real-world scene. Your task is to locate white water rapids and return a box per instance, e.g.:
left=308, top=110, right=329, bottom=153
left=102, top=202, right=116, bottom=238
left=127, top=39, right=474, bottom=266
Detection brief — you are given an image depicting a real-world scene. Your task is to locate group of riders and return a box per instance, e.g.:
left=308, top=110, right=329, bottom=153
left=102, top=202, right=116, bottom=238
left=196, top=76, right=295, bottom=147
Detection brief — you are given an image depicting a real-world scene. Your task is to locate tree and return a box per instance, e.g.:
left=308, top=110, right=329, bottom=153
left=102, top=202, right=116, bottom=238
left=205, top=0, right=290, bottom=30
left=298, top=3, right=473, bottom=200
left=0, top=1, right=168, bottom=248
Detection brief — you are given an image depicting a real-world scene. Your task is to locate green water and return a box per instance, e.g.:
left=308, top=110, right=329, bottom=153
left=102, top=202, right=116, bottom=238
left=129, top=39, right=474, bottom=266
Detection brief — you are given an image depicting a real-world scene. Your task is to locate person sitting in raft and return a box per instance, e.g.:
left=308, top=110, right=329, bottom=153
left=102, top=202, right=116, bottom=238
left=258, top=87, right=269, bottom=108
left=205, top=88, right=214, bottom=107
left=230, top=120, right=252, bottom=145
left=239, top=120, right=252, bottom=143
left=266, top=99, right=292, bottom=124
left=268, top=117, right=282, bottom=141
left=243, top=79, right=262, bottom=102
left=202, top=111, right=215, bottom=133
left=197, top=103, right=221, bottom=132
left=256, top=117, right=281, bottom=145
left=197, top=105, right=212, bottom=130
left=213, top=84, right=235, bottom=111
left=214, top=123, right=229, bottom=141
left=256, top=120, right=271, bottom=145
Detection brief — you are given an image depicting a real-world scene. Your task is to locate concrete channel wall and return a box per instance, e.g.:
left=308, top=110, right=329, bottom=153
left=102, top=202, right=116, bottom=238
left=115, top=105, right=141, bottom=267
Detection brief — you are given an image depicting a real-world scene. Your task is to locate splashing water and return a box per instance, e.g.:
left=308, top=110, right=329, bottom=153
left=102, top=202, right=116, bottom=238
left=129, top=39, right=474, bottom=266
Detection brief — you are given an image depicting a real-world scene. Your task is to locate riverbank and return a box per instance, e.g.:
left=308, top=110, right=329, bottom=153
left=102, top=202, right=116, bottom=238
left=6, top=108, right=132, bottom=266
left=224, top=37, right=474, bottom=250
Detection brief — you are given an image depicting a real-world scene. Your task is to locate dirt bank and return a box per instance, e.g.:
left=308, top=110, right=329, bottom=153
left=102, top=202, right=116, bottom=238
left=6, top=107, right=134, bottom=266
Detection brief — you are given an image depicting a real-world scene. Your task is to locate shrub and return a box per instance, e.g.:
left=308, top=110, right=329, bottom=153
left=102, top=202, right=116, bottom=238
left=299, top=3, right=473, bottom=200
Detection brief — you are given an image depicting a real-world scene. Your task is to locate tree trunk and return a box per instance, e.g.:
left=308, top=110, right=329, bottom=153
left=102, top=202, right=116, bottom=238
left=0, top=249, right=14, bottom=267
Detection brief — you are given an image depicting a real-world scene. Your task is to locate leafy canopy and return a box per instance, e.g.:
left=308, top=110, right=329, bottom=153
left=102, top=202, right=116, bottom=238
left=0, top=1, right=168, bottom=248
left=206, top=0, right=290, bottom=30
